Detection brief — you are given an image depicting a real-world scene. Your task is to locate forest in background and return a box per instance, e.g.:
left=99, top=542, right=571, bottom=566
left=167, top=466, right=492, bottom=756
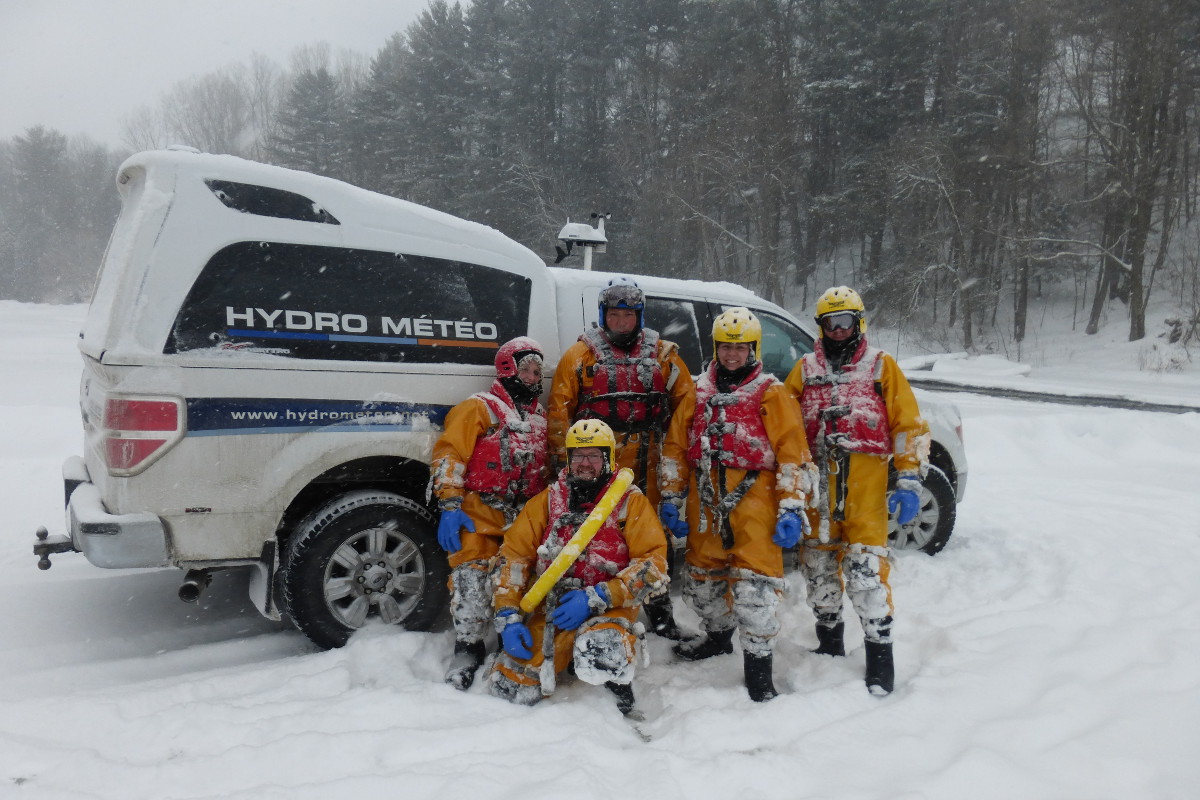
left=2, top=0, right=1198, bottom=355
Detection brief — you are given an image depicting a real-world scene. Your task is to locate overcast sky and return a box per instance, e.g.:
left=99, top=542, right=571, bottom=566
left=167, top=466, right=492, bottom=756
left=0, top=0, right=431, bottom=146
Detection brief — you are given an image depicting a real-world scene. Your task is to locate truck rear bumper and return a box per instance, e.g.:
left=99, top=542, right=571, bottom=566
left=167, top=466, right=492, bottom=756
left=68, top=481, right=172, bottom=568
left=37, top=457, right=172, bottom=569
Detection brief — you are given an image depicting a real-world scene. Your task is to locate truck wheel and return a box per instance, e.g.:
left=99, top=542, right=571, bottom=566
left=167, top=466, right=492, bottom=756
left=887, top=465, right=956, bottom=555
left=282, top=490, right=448, bottom=649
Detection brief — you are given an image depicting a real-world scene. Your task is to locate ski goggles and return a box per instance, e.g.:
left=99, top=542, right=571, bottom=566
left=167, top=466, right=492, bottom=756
left=819, top=311, right=859, bottom=332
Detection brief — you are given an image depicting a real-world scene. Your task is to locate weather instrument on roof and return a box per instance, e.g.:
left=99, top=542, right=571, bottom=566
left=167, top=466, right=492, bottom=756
left=555, top=213, right=609, bottom=270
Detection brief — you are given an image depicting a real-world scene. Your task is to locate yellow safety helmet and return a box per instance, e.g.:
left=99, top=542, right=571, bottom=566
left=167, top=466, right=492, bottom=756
left=565, top=419, right=616, bottom=470
left=814, top=286, right=867, bottom=335
left=712, top=306, right=761, bottom=363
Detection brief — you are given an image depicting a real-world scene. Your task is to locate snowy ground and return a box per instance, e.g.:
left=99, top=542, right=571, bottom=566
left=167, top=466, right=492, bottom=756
left=2, top=301, right=1199, bottom=799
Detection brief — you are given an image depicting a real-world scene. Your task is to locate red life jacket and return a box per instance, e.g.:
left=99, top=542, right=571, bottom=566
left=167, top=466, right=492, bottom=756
left=575, top=328, right=669, bottom=433
left=536, top=473, right=631, bottom=588
left=799, top=337, right=891, bottom=455
left=463, top=381, right=548, bottom=501
left=686, top=361, right=778, bottom=471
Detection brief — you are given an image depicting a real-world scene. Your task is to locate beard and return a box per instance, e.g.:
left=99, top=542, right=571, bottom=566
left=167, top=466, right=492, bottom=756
left=566, top=473, right=609, bottom=509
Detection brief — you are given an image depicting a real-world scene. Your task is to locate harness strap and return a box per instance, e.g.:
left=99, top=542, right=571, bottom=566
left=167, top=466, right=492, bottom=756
left=830, top=448, right=850, bottom=522
left=694, top=391, right=762, bottom=549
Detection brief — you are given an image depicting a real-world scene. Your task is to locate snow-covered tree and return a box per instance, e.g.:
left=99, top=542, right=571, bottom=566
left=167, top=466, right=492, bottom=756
left=268, top=65, right=346, bottom=178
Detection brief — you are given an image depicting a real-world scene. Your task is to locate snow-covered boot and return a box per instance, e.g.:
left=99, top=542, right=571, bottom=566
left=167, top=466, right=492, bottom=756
left=490, top=669, right=542, bottom=706
left=444, top=639, right=486, bottom=691
left=605, top=681, right=637, bottom=716
left=814, top=622, right=845, bottom=656
left=673, top=627, right=734, bottom=661
left=744, top=652, right=778, bottom=702
left=864, top=640, right=894, bottom=695
left=644, top=593, right=691, bottom=641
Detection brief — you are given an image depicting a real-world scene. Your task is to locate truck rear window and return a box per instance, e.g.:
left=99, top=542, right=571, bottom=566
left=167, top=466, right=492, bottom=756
left=166, top=242, right=531, bottom=365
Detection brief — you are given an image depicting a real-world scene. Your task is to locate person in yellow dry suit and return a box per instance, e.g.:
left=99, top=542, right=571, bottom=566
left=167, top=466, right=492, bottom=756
left=547, top=276, right=694, bottom=641
left=784, top=286, right=930, bottom=695
left=659, top=307, right=818, bottom=702
left=429, top=337, right=548, bottom=691
left=488, top=419, right=669, bottom=715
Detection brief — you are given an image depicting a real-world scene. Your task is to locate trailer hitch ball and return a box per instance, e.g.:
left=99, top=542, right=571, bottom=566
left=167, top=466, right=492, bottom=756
left=35, top=527, right=51, bottom=570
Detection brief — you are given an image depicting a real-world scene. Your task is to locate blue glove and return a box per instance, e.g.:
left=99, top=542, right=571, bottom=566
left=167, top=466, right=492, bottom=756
left=550, top=584, right=609, bottom=631
left=888, top=475, right=922, bottom=525
left=658, top=503, right=689, bottom=539
left=497, top=609, right=534, bottom=659
left=436, top=507, right=475, bottom=552
left=772, top=512, right=805, bottom=548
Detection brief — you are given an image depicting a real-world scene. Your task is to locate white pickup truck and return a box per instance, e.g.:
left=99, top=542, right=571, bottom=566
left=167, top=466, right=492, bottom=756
left=33, top=149, right=967, bottom=649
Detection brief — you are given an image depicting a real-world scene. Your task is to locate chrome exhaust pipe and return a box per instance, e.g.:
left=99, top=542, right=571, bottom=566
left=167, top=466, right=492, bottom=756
left=178, top=569, right=211, bottom=603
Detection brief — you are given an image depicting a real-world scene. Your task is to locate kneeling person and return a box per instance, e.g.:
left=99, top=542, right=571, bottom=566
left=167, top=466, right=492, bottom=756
left=489, top=420, right=669, bottom=714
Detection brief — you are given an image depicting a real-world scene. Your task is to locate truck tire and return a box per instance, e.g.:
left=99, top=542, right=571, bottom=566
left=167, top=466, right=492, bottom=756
left=282, top=490, right=448, bottom=649
left=887, top=464, right=957, bottom=555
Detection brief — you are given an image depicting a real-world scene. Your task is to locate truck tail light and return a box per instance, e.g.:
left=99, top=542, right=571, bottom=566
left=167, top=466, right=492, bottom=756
left=103, top=397, right=185, bottom=475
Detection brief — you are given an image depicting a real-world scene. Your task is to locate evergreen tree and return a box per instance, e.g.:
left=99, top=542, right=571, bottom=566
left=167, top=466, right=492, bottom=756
left=0, top=127, right=116, bottom=302
left=268, top=65, right=346, bottom=178
left=5, top=127, right=71, bottom=301
left=351, top=34, right=411, bottom=194
left=381, top=1, right=474, bottom=210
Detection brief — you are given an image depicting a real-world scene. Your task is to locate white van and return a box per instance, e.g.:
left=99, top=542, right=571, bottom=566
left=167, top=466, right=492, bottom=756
left=33, top=150, right=966, bottom=649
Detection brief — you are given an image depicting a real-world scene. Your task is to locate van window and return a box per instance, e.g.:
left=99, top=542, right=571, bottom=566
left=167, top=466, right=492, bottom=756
left=755, top=309, right=814, bottom=379
left=167, top=242, right=531, bottom=364
left=644, top=296, right=705, bottom=373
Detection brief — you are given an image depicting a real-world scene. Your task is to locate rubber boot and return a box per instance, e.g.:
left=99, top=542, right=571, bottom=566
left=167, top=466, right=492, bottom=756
left=744, top=652, right=778, bottom=702
left=814, top=622, right=845, bottom=656
left=644, top=592, right=691, bottom=641
left=864, top=640, right=894, bottom=695
left=444, top=639, right=486, bottom=691
left=605, top=681, right=637, bottom=715
left=673, top=627, right=734, bottom=661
